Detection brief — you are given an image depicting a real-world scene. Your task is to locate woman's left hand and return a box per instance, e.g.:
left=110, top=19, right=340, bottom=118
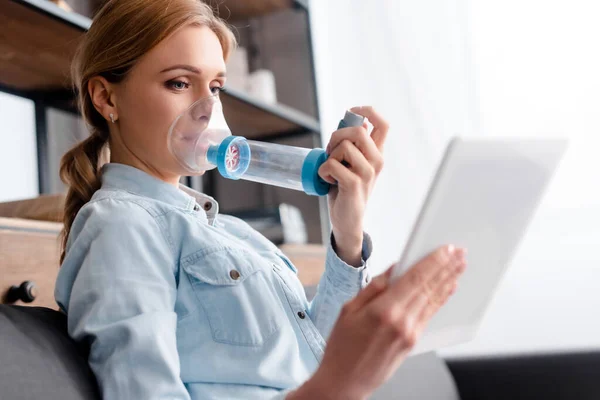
left=319, top=106, right=389, bottom=267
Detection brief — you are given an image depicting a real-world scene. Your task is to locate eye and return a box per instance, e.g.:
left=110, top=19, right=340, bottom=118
left=210, top=86, right=223, bottom=95
left=166, top=79, right=190, bottom=91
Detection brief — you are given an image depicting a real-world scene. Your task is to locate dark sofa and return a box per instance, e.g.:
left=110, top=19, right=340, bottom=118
left=1, top=305, right=599, bottom=400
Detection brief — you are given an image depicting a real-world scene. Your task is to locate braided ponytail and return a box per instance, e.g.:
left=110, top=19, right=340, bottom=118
left=59, top=132, right=109, bottom=263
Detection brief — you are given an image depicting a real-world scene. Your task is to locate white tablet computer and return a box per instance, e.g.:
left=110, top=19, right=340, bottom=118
left=391, top=137, right=568, bottom=355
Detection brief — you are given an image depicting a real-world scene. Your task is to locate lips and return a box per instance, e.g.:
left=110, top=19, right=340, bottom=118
left=176, top=131, right=199, bottom=144
left=168, top=96, right=230, bottom=173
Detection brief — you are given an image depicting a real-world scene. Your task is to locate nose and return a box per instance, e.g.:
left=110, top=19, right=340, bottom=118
left=189, top=94, right=216, bottom=122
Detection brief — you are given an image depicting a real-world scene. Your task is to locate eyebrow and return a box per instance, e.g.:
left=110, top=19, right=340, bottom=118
left=160, top=64, right=226, bottom=77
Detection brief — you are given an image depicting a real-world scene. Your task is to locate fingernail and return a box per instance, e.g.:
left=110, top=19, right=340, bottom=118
left=328, top=177, right=335, bottom=184
left=453, top=248, right=464, bottom=260
left=447, top=245, right=456, bottom=256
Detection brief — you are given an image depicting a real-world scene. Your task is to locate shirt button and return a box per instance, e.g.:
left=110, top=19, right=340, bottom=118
left=229, top=269, right=240, bottom=280
left=204, top=202, right=213, bottom=211
left=297, top=311, right=306, bottom=319
left=193, top=204, right=200, bottom=211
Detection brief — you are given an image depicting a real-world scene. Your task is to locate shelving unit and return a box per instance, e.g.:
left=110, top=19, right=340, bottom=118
left=1, top=0, right=320, bottom=179
left=1, top=0, right=328, bottom=244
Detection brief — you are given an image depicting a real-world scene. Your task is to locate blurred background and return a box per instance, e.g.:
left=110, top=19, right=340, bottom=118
left=311, top=0, right=600, bottom=358
left=1, top=0, right=599, bottom=363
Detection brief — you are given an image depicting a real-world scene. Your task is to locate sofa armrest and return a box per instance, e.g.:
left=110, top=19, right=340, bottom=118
left=0, top=305, right=100, bottom=400
left=446, top=351, right=600, bottom=400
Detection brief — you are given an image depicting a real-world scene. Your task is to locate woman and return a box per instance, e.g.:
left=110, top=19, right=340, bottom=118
left=55, top=1, right=466, bottom=399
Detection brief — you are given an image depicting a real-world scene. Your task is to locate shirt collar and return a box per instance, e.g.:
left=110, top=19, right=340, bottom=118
left=100, top=163, right=219, bottom=223
left=178, top=184, right=219, bottom=224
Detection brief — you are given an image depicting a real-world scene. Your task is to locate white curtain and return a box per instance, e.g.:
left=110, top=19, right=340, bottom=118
left=310, top=0, right=600, bottom=356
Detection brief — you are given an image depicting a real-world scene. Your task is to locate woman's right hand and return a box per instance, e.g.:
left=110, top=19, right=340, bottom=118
left=289, top=245, right=467, bottom=400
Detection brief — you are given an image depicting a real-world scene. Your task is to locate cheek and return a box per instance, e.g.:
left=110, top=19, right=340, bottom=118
left=116, top=81, right=199, bottom=174
left=147, top=99, right=179, bottom=142
left=121, top=92, right=182, bottom=151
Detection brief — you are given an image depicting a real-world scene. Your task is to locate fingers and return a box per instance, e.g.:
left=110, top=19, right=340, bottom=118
left=344, top=272, right=390, bottom=313
left=416, top=280, right=456, bottom=328
left=326, top=128, right=384, bottom=175
left=365, top=298, right=421, bottom=352
left=350, top=106, right=390, bottom=152
left=409, top=251, right=466, bottom=329
left=366, top=246, right=464, bottom=326
left=423, top=248, right=466, bottom=305
left=366, top=249, right=466, bottom=353
left=322, top=140, right=375, bottom=185
left=413, top=277, right=464, bottom=337
left=318, top=155, right=363, bottom=192
left=387, top=245, right=459, bottom=305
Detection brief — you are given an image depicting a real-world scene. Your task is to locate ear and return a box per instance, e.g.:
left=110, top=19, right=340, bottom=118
left=88, top=76, right=119, bottom=123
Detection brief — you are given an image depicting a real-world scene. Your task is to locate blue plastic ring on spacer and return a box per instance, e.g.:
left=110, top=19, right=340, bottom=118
left=301, top=148, right=330, bottom=196
left=207, top=136, right=250, bottom=180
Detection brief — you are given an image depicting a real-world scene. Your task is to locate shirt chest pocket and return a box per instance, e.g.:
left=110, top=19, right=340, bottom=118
left=181, top=248, right=284, bottom=347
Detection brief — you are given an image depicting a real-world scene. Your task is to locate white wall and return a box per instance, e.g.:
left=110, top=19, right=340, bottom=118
left=310, top=0, right=600, bottom=357
left=441, top=0, right=600, bottom=357
left=0, top=92, right=38, bottom=202
left=311, top=0, right=479, bottom=266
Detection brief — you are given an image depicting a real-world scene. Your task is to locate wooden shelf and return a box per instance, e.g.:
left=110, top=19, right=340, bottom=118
left=279, top=243, right=325, bottom=287
left=0, top=217, right=62, bottom=310
left=0, top=0, right=89, bottom=91
left=0, top=0, right=319, bottom=139
left=222, top=87, right=319, bottom=139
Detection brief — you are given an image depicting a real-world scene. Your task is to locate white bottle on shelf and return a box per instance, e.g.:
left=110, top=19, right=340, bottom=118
left=247, top=69, right=277, bottom=104
left=225, top=47, right=250, bottom=92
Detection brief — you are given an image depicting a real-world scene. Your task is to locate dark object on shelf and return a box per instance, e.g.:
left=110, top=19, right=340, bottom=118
left=4, top=281, right=38, bottom=304
left=228, top=203, right=307, bottom=245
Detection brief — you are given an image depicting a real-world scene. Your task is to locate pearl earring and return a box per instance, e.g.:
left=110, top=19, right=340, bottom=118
left=109, top=113, right=115, bottom=124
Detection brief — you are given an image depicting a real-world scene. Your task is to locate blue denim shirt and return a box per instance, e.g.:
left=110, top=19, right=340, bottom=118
left=55, top=163, right=372, bottom=399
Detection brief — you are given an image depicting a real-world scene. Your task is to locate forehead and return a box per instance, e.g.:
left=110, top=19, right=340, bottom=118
left=135, top=25, right=226, bottom=74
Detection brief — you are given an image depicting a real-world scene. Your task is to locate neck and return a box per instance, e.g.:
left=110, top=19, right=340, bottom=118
left=109, top=141, right=181, bottom=187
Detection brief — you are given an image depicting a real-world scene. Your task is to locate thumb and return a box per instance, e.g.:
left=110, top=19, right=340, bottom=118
left=344, top=267, right=392, bottom=313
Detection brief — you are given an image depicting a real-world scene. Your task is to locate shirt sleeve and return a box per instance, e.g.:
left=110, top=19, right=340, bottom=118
left=56, top=199, right=191, bottom=400
left=307, top=232, right=373, bottom=340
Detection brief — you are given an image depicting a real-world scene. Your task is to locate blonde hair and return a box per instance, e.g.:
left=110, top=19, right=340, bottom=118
left=59, top=0, right=236, bottom=263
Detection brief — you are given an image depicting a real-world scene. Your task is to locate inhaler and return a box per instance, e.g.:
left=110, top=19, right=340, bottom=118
left=167, top=93, right=364, bottom=196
